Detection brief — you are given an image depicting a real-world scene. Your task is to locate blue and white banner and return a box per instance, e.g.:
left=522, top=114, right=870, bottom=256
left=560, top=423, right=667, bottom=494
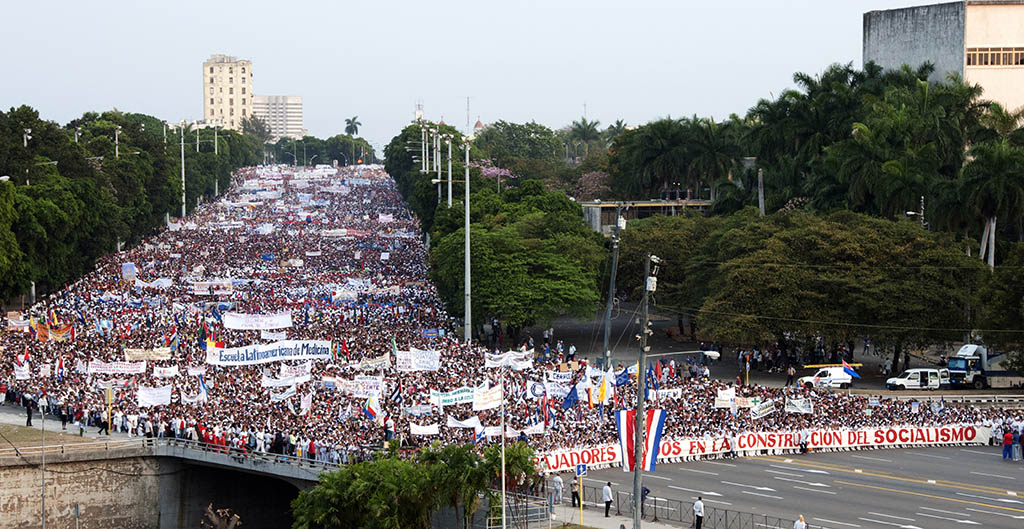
left=205, top=340, right=332, bottom=366
left=223, top=312, right=293, bottom=330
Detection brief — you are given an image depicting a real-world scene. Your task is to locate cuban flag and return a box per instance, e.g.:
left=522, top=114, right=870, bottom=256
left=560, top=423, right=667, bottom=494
left=474, top=426, right=486, bottom=445
left=842, top=359, right=861, bottom=379
left=615, top=408, right=668, bottom=472
left=56, top=357, right=64, bottom=382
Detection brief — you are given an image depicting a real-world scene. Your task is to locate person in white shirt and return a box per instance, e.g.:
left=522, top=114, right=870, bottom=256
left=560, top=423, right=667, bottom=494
left=794, top=514, right=807, bottom=529
left=602, top=482, right=613, bottom=517
left=552, top=474, right=563, bottom=505
left=693, top=496, right=705, bottom=528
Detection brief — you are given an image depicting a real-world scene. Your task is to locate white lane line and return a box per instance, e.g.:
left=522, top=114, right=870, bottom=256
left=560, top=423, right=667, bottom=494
left=957, top=491, right=1024, bottom=504
left=907, top=452, right=951, bottom=460
left=707, top=461, right=737, bottom=467
left=773, top=476, right=830, bottom=488
left=868, top=512, right=915, bottom=521
left=668, top=485, right=721, bottom=497
left=765, top=469, right=804, bottom=477
left=916, top=512, right=980, bottom=525
left=849, top=454, right=893, bottom=463
left=741, top=490, right=783, bottom=500
left=794, top=485, right=836, bottom=495
left=681, top=468, right=719, bottom=476
left=645, top=474, right=671, bottom=481
left=768, top=463, right=829, bottom=474
left=961, top=449, right=998, bottom=456
left=920, top=506, right=969, bottom=516
left=970, top=471, right=1016, bottom=480
left=965, top=507, right=1024, bottom=519
left=721, top=481, right=776, bottom=492
left=583, top=478, right=619, bottom=486
left=813, top=518, right=859, bottom=527
left=857, top=517, right=915, bottom=527
left=704, top=499, right=732, bottom=505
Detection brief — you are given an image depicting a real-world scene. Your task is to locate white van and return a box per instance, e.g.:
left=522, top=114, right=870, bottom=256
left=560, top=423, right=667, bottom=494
left=798, top=367, right=854, bottom=390
left=886, top=368, right=950, bottom=390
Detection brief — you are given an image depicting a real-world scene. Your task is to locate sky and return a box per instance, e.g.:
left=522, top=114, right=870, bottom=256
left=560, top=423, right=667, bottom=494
left=0, top=0, right=934, bottom=151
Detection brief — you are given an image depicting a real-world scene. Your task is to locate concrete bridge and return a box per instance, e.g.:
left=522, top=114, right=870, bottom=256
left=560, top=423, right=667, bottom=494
left=0, top=438, right=334, bottom=529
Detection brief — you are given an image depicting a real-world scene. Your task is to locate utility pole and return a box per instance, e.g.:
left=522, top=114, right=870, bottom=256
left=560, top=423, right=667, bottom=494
left=446, top=136, right=452, bottom=207
left=41, top=394, right=45, bottom=529
left=633, top=253, right=655, bottom=529
left=180, top=121, right=186, bottom=218
left=214, top=126, right=218, bottom=155
left=757, top=168, right=765, bottom=217
left=464, top=139, right=472, bottom=344
left=602, top=204, right=622, bottom=368
left=115, top=126, right=121, bottom=158
left=196, top=126, right=199, bottom=152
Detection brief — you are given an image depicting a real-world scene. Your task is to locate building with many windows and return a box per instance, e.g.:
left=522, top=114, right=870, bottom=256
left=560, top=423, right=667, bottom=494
left=252, top=95, right=305, bottom=141
left=202, top=54, right=253, bottom=131
left=864, top=1, right=1024, bottom=111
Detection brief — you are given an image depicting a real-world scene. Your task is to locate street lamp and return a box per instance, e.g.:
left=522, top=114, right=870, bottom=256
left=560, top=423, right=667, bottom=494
left=23, top=128, right=31, bottom=147
left=445, top=135, right=453, bottom=207
left=115, top=126, right=122, bottom=158
left=283, top=152, right=296, bottom=165
left=309, top=154, right=318, bottom=166
left=74, top=127, right=82, bottom=144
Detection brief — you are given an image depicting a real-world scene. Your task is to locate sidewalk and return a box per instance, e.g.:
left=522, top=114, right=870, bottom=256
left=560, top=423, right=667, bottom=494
left=0, top=403, right=131, bottom=445
left=551, top=500, right=678, bottom=529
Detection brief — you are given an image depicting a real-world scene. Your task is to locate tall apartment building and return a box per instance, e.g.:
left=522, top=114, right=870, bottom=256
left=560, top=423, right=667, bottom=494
left=864, top=1, right=1024, bottom=111
left=202, top=54, right=253, bottom=131
left=252, top=95, right=305, bottom=141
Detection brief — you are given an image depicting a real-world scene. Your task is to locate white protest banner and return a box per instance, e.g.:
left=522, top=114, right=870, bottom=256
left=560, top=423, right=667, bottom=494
left=380, top=252, right=390, bottom=261
left=89, top=361, right=147, bottom=375
left=280, top=361, right=312, bottom=378
left=261, top=330, right=287, bottom=341
left=735, top=397, right=759, bottom=408
left=262, top=374, right=312, bottom=388
left=39, top=364, right=52, bottom=377
left=429, top=387, right=475, bottom=407
left=353, top=352, right=390, bottom=371
left=526, top=381, right=547, bottom=400
left=395, top=348, right=441, bottom=372
left=524, top=422, right=545, bottom=435
left=187, top=366, right=206, bottom=377
left=125, top=348, right=172, bottom=361
left=205, top=340, right=332, bottom=366
left=446, top=415, right=483, bottom=430
left=750, top=399, right=775, bottom=419
left=270, top=385, right=297, bottom=402
left=153, top=365, right=179, bottom=378
left=300, top=393, right=313, bottom=415
left=473, top=384, right=502, bottom=411
left=14, top=363, right=30, bottom=380
left=378, top=213, right=394, bottom=223
left=544, top=382, right=570, bottom=399
left=717, top=387, right=735, bottom=400
left=223, top=312, right=293, bottom=330
left=484, top=426, right=502, bottom=438
left=191, top=280, right=233, bottom=296
left=484, top=351, right=533, bottom=370
left=410, top=422, right=439, bottom=436
left=785, top=398, right=813, bottom=414
left=546, top=371, right=572, bottom=383
left=337, top=375, right=384, bottom=398
left=651, top=388, right=683, bottom=400
left=713, top=398, right=733, bottom=409
left=136, top=385, right=172, bottom=407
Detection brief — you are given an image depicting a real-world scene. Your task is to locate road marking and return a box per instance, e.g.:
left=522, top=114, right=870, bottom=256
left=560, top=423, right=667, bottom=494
left=680, top=468, right=719, bottom=476
left=836, top=480, right=1024, bottom=513
left=765, top=469, right=804, bottom=477
left=583, top=478, right=619, bottom=486
left=971, top=471, right=1016, bottom=480
left=921, top=506, right=969, bottom=516
left=965, top=507, right=1024, bottom=519
left=855, top=469, right=863, bottom=473
left=784, top=458, right=793, bottom=462
left=740, top=490, right=783, bottom=500
left=721, top=481, right=776, bottom=492
left=813, top=518, right=859, bottom=527
left=961, top=449, right=998, bottom=457
left=706, top=461, right=737, bottom=467
left=868, top=512, right=915, bottom=521
left=956, top=491, right=1024, bottom=504
left=915, top=512, right=980, bottom=524
left=794, top=485, right=836, bottom=494
left=645, top=474, right=671, bottom=481
left=773, top=476, right=829, bottom=487
left=850, top=454, right=892, bottom=463
left=857, top=517, right=923, bottom=529
left=668, top=485, right=721, bottom=497
left=704, top=499, right=732, bottom=505
left=908, top=452, right=951, bottom=460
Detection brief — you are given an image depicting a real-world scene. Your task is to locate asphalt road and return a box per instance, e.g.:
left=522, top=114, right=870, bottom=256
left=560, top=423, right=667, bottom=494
left=580, top=445, right=1024, bottom=529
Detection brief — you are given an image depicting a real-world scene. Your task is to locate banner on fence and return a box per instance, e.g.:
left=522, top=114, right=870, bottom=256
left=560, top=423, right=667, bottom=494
left=223, top=312, right=293, bottom=330
left=205, top=340, right=332, bottom=366
left=396, top=348, right=441, bottom=372
left=535, top=425, right=991, bottom=473
left=125, top=348, right=172, bottom=361
left=136, top=385, right=172, bottom=407
left=89, top=361, right=147, bottom=375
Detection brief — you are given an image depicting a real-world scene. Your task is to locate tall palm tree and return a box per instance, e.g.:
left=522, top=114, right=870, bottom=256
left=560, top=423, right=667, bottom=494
left=962, top=139, right=1024, bottom=261
left=569, top=117, right=602, bottom=156
left=686, top=117, right=741, bottom=201
left=344, top=116, right=361, bottom=136
left=613, top=118, right=689, bottom=197
left=603, top=119, right=627, bottom=145
left=980, top=102, right=1024, bottom=138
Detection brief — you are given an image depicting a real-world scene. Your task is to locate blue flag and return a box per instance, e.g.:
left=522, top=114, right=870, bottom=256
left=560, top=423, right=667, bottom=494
left=615, top=369, right=630, bottom=387
left=562, top=385, right=579, bottom=410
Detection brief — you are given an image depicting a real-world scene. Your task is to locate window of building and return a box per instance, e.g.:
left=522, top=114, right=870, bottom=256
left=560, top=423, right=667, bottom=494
left=229, top=98, right=234, bottom=106
left=230, top=108, right=234, bottom=116
left=242, top=98, right=246, bottom=105
left=209, top=77, right=214, bottom=84
left=210, top=98, right=214, bottom=105
left=209, top=67, right=213, bottom=74
left=209, top=87, right=213, bottom=94
left=230, top=120, right=234, bottom=127
left=229, top=87, right=233, bottom=95
left=210, top=109, right=215, bottom=116
left=229, top=67, right=233, bottom=74
left=229, top=77, right=233, bottom=83
left=966, top=47, right=1024, bottom=67
left=241, top=87, right=246, bottom=94
left=242, top=109, right=247, bottom=116
left=242, top=67, right=246, bottom=73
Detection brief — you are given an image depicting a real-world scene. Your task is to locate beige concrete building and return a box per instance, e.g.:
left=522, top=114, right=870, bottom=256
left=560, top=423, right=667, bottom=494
left=202, top=54, right=253, bottom=131
left=252, top=95, right=305, bottom=141
left=864, top=1, right=1024, bottom=112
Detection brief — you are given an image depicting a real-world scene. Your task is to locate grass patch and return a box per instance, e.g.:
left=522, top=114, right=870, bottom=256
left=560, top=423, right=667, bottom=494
left=0, top=423, right=92, bottom=448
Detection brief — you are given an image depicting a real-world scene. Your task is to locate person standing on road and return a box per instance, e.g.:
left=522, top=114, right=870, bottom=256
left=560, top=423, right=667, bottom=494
left=785, top=365, right=795, bottom=387
left=552, top=474, right=563, bottom=504
left=602, top=482, right=613, bottom=517
left=1003, top=429, right=1014, bottom=459
left=571, top=478, right=580, bottom=508
left=794, top=514, right=807, bottom=529
left=693, top=496, right=705, bottom=528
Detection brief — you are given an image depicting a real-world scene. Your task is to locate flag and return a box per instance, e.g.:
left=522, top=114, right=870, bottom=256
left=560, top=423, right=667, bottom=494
left=842, top=359, right=861, bottom=379
left=363, top=396, right=381, bottom=421
left=389, top=382, right=403, bottom=404
left=645, top=363, right=659, bottom=401
left=341, top=338, right=350, bottom=361
left=615, top=368, right=630, bottom=387
left=198, top=374, right=209, bottom=401
left=23, top=346, right=30, bottom=365
left=615, top=408, right=668, bottom=472
left=561, top=384, right=579, bottom=410
left=56, top=357, right=64, bottom=382
left=474, top=426, right=486, bottom=445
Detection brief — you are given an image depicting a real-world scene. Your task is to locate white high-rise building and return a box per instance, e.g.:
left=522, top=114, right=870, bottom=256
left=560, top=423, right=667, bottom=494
left=202, top=54, right=253, bottom=131
left=252, top=95, right=305, bottom=141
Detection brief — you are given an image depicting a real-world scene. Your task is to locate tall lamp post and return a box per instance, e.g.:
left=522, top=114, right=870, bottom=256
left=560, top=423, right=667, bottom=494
left=114, top=126, right=122, bottom=158
left=445, top=135, right=453, bottom=207
left=463, top=138, right=471, bottom=343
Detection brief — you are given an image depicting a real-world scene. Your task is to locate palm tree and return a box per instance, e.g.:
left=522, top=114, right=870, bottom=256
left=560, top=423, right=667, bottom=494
left=686, top=117, right=741, bottom=201
left=344, top=116, right=361, bottom=136
left=603, top=119, right=627, bottom=145
left=569, top=117, right=602, bottom=156
left=613, top=118, right=690, bottom=197
left=980, top=102, right=1024, bottom=138
left=962, top=139, right=1024, bottom=263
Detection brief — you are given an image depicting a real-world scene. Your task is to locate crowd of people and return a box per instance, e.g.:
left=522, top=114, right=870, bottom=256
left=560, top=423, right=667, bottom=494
left=2, top=164, right=1022, bottom=467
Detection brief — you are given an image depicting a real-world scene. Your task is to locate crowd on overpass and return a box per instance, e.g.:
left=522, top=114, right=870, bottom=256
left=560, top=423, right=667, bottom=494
left=1, top=164, right=1023, bottom=465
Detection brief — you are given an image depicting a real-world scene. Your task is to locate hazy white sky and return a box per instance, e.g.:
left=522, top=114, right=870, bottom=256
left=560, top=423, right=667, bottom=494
left=1, top=0, right=932, bottom=150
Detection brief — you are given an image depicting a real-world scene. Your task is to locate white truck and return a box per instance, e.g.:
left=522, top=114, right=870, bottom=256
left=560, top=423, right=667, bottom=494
left=947, top=344, right=1024, bottom=389
left=798, top=367, right=854, bottom=390
left=885, top=368, right=950, bottom=390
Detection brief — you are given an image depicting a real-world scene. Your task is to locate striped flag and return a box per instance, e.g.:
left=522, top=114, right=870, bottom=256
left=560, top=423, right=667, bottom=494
left=615, top=408, right=668, bottom=472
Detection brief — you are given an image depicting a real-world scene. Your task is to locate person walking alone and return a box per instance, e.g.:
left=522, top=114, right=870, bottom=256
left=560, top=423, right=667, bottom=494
left=794, top=514, right=807, bottom=529
left=693, top=496, right=705, bottom=528
left=602, top=482, right=613, bottom=517
left=552, top=474, right=563, bottom=505
left=571, top=478, right=580, bottom=508
left=785, top=365, right=796, bottom=387
left=1004, top=429, right=1015, bottom=459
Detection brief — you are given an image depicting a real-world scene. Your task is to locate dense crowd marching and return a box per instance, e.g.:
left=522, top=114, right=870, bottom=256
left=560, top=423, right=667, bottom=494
left=2, top=165, right=1022, bottom=467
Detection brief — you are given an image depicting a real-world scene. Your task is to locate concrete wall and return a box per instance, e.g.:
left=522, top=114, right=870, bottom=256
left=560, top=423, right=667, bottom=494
left=965, top=2, right=1024, bottom=110
left=863, top=1, right=966, bottom=82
